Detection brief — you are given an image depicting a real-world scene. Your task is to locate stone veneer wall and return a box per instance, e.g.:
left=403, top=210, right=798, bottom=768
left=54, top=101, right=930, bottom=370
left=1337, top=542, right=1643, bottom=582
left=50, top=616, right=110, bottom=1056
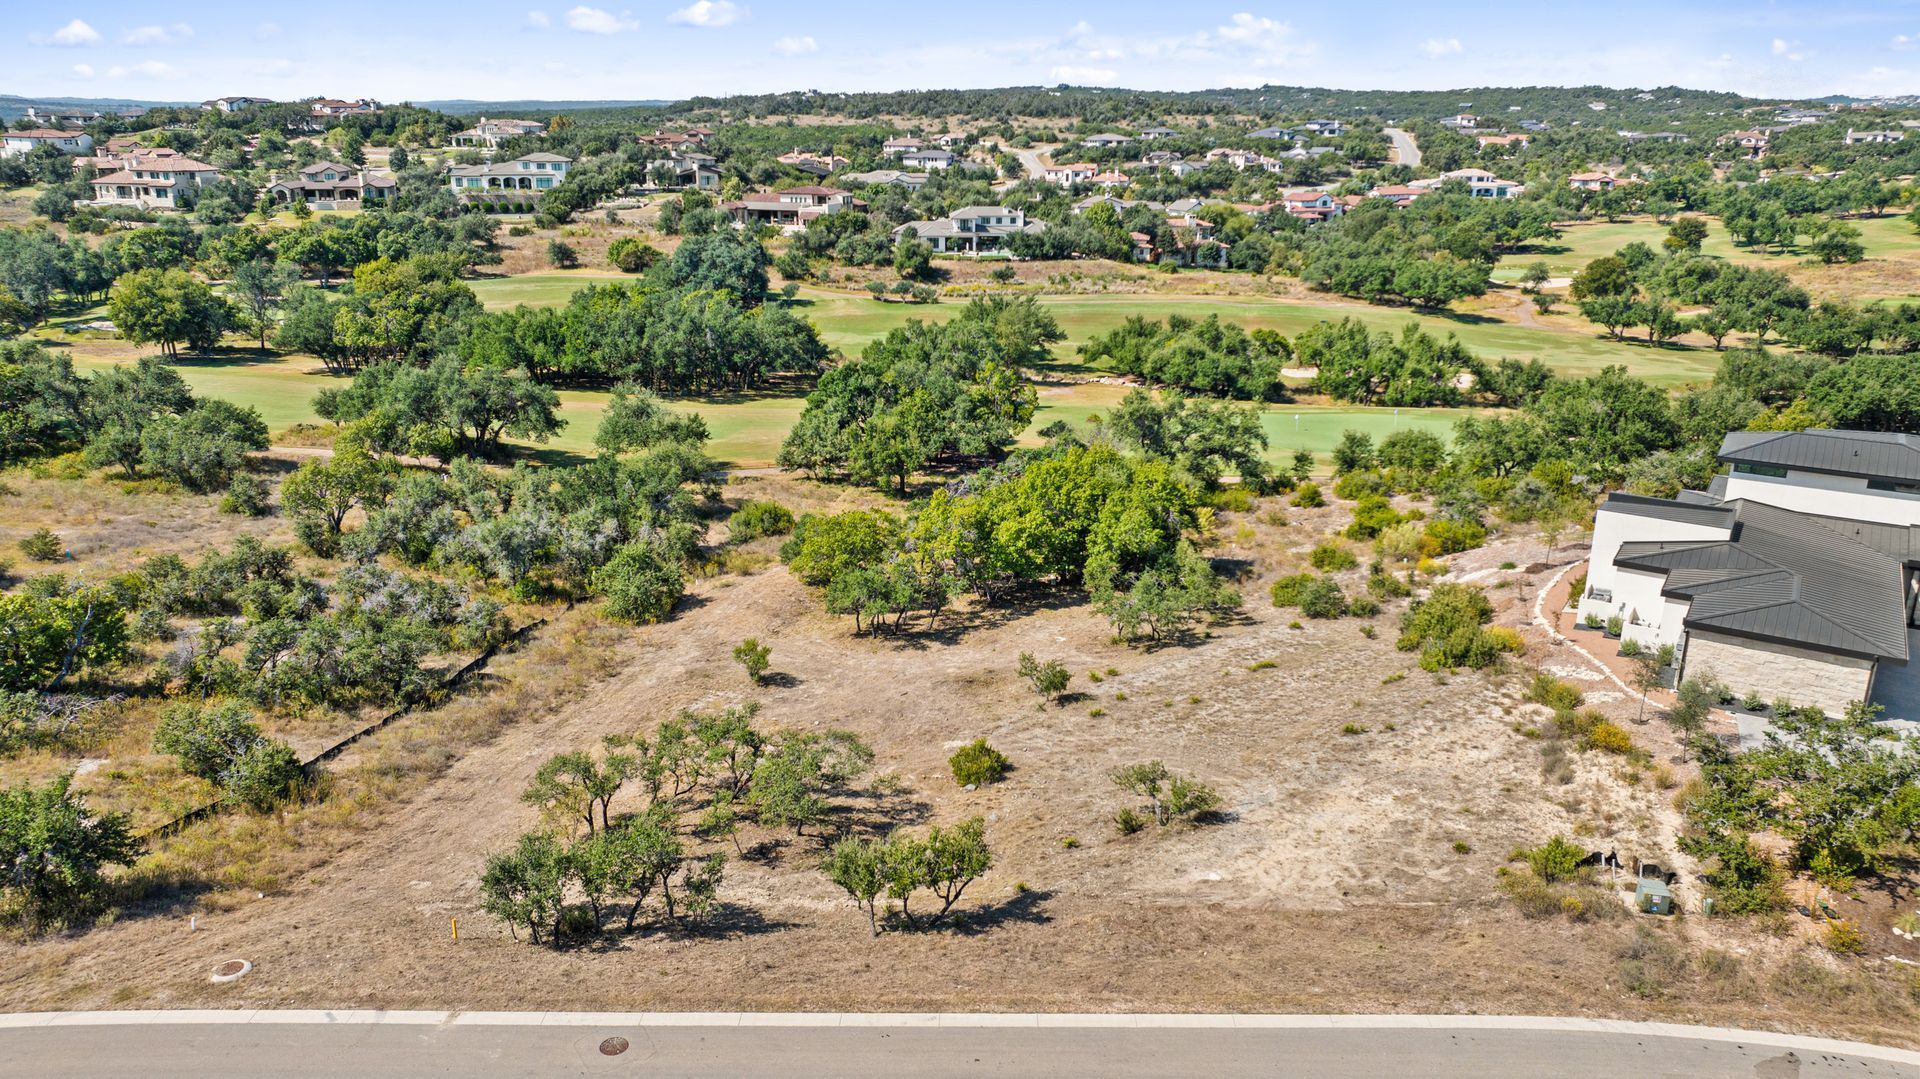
left=1681, top=630, right=1874, bottom=716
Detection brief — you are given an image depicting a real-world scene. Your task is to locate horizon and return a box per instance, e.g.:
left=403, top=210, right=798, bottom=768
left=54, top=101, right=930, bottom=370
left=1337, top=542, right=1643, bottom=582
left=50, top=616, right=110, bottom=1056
left=9, top=1, right=1920, bottom=105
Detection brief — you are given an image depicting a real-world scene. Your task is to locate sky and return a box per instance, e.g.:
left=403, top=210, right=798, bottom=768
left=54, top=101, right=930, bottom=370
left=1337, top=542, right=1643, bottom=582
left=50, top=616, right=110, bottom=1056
left=11, top=2, right=1920, bottom=104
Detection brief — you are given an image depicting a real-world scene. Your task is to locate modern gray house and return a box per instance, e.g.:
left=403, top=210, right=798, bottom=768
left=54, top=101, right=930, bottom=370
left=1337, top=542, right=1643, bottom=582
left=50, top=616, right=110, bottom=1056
left=1580, top=429, right=1920, bottom=718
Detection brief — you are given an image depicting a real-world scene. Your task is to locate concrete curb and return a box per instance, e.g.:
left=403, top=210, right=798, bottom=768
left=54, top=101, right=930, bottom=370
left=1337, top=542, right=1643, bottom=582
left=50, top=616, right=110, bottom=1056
left=0, top=1010, right=1915, bottom=1062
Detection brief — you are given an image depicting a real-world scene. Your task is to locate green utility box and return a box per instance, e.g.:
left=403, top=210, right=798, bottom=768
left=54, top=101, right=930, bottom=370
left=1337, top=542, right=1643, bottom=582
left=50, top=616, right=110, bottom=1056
left=1635, top=878, right=1673, bottom=915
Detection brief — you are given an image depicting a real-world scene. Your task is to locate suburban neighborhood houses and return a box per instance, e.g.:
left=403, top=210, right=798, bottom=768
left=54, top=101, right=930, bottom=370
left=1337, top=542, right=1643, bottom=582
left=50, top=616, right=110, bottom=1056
left=10, top=15, right=1920, bottom=1068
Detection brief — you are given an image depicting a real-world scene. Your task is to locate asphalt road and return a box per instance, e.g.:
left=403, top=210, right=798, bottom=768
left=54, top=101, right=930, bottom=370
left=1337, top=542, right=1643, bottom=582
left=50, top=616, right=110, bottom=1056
left=1384, top=127, right=1422, bottom=168
left=3, top=1014, right=1916, bottom=1078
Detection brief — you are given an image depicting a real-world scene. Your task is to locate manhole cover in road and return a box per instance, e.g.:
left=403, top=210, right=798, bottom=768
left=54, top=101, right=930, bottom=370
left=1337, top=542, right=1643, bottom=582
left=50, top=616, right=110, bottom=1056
left=210, top=959, right=253, bottom=984
left=599, top=1037, right=629, bottom=1057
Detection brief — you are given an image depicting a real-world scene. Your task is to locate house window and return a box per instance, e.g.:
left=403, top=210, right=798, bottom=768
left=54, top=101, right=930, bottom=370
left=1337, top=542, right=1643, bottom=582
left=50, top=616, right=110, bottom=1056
left=1866, top=479, right=1920, bottom=496
left=1733, top=462, right=1789, bottom=479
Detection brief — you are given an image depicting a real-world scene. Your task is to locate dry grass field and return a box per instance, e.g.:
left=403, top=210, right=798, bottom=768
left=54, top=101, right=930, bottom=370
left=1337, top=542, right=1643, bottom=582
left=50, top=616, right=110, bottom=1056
left=2, top=470, right=1916, bottom=1046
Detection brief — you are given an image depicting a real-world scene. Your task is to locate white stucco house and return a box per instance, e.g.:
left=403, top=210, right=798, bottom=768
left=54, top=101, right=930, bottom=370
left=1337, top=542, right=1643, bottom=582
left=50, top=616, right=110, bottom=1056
left=892, top=207, right=1045, bottom=254
left=448, top=153, right=572, bottom=196
left=1, top=129, right=93, bottom=158
left=1578, top=429, right=1920, bottom=718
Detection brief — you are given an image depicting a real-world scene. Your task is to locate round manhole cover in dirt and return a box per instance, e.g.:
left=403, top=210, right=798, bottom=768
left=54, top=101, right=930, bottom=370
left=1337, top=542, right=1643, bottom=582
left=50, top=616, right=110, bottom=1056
left=210, top=959, right=253, bottom=984
left=599, top=1037, right=630, bottom=1056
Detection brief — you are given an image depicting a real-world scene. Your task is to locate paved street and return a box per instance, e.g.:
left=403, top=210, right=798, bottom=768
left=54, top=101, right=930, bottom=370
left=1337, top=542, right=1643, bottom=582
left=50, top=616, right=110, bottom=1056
left=2, top=1013, right=1915, bottom=1078
left=1384, top=127, right=1422, bottom=167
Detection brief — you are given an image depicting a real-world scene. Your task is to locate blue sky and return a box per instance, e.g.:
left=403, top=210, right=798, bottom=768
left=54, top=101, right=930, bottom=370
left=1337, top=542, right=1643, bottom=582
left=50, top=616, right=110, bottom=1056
left=12, top=2, right=1920, bottom=103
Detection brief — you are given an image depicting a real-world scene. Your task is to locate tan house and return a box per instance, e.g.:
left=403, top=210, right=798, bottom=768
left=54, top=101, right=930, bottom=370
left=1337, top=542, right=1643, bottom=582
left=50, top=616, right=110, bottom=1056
left=450, top=118, right=547, bottom=149
left=268, top=162, right=397, bottom=208
left=724, top=186, right=863, bottom=229
left=1, top=129, right=93, bottom=157
left=87, top=149, right=222, bottom=210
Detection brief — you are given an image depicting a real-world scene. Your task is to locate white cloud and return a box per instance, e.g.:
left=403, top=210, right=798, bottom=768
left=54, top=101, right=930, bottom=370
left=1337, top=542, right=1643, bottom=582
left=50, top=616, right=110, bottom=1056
left=527, top=9, right=551, bottom=27
left=121, top=23, right=192, bottom=45
left=72, top=63, right=94, bottom=77
left=669, top=1, right=744, bottom=28
left=255, top=21, right=282, bottom=39
left=1419, top=37, right=1463, bottom=58
left=1215, top=13, right=1282, bottom=43
left=33, top=19, right=102, bottom=47
left=1050, top=64, right=1119, bottom=84
left=773, top=35, right=817, bottom=56
left=1067, top=20, right=1094, bottom=37
left=1772, top=37, right=1805, bottom=61
left=1894, top=33, right=1916, bottom=50
left=105, top=60, right=181, bottom=79
left=565, top=6, right=637, bottom=33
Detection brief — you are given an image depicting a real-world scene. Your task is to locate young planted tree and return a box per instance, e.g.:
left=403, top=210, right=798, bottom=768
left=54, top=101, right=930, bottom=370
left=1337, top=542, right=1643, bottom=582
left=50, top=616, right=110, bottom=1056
left=732, top=638, right=771, bottom=685
left=1016, top=652, right=1071, bottom=705
left=0, top=775, right=142, bottom=931
left=823, top=834, right=890, bottom=936
left=1110, top=760, right=1221, bottom=828
left=522, top=749, right=635, bottom=836
left=479, top=832, right=568, bottom=945
left=1629, top=653, right=1665, bottom=724
left=1666, top=677, right=1713, bottom=761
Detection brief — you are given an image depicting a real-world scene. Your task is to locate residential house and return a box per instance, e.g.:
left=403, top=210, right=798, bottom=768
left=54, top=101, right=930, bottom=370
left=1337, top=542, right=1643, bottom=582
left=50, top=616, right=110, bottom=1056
left=636, top=130, right=709, bottom=151
left=1248, top=126, right=1295, bottom=140
left=882, top=137, right=923, bottom=156
left=1041, top=162, right=1097, bottom=188
left=1089, top=170, right=1131, bottom=189
left=450, top=118, right=547, bottom=149
left=311, top=98, right=381, bottom=117
left=1777, top=108, right=1829, bottom=125
left=1719, top=129, right=1771, bottom=157
left=664, top=152, right=720, bottom=191
left=1277, top=189, right=1342, bottom=222
left=1139, top=127, right=1178, bottom=140
left=268, top=161, right=397, bottom=208
left=933, top=132, right=967, bottom=148
left=893, top=206, right=1045, bottom=254
left=1576, top=428, right=1920, bottom=721
left=1618, top=130, right=1690, bottom=143
left=1568, top=171, right=1620, bottom=192
left=777, top=150, right=852, bottom=176
left=1081, top=133, right=1134, bottom=149
left=1, top=129, right=94, bottom=158
left=1131, top=213, right=1228, bottom=267
left=22, top=108, right=104, bottom=127
left=842, top=169, right=929, bottom=192
left=86, top=150, right=222, bottom=210
left=899, top=148, right=955, bottom=170
left=724, top=186, right=863, bottom=229
left=1299, top=119, right=1345, bottom=137
left=448, top=152, right=572, bottom=196
left=1518, top=119, right=1551, bottom=133
left=1411, top=167, right=1523, bottom=198
left=1439, top=114, right=1478, bottom=130
left=201, top=96, right=273, bottom=113
left=1367, top=183, right=1427, bottom=206
left=1845, top=129, right=1905, bottom=145
left=1073, top=194, right=1164, bottom=215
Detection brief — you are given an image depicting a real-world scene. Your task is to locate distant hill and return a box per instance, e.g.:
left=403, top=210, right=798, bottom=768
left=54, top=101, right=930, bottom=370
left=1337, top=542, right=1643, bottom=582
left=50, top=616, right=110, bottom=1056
left=415, top=99, right=674, bottom=115
left=0, top=93, right=192, bottom=120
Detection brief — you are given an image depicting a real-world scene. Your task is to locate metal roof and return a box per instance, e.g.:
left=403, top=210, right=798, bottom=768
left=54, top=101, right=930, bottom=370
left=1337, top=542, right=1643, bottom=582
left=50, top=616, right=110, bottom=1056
left=1609, top=497, right=1910, bottom=662
left=1720, top=428, right=1920, bottom=485
left=1598, top=491, right=1736, bottom=529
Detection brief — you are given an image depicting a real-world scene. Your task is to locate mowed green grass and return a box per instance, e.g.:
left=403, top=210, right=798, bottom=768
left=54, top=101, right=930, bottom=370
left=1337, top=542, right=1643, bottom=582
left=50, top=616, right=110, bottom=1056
left=470, top=271, right=630, bottom=310
left=1492, top=213, right=1920, bottom=282
left=62, top=346, right=1471, bottom=470
left=479, top=277, right=1715, bottom=387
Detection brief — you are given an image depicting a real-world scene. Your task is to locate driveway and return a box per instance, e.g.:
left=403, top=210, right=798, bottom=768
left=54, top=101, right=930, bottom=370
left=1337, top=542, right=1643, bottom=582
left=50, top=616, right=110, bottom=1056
left=1383, top=127, right=1421, bottom=168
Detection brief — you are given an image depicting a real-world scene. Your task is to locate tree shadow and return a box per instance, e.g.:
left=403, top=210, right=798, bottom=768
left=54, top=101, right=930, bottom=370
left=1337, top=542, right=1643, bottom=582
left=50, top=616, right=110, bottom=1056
left=1422, top=309, right=1502, bottom=326
left=681, top=901, right=799, bottom=939
left=949, top=888, right=1055, bottom=935
left=760, top=671, right=803, bottom=689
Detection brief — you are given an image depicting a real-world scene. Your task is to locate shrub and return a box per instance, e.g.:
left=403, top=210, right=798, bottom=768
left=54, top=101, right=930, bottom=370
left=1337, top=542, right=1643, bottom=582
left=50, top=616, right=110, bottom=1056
left=18, top=529, right=62, bottom=562
left=1297, top=577, right=1348, bottom=619
left=215, top=472, right=269, bottom=517
left=1348, top=595, right=1381, bottom=618
left=728, top=499, right=794, bottom=542
left=1422, top=519, right=1487, bottom=556
left=1742, top=689, right=1766, bottom=711
left=1582, top=720, right=1636, bottom=755
left=1526, top=672, right=1585, bottom=712
left=1344, top=495, right=1405, bottom=540
left=1112, top=806, right=1147, bottom=835
left=1452, top=841, right=1472, bottom=854
left=1656, top=643, right=1676, bottom=667
left=1582, top=613, right=1603, bottom=629
left=1291, top=482, right=1324, bottom=508
left=1619, top=638, right=1643, bottom=657
left=608, top=236, right=663, bottom=274
left=1605, top=615, right=1624, bottom=636
left=1270, top=573, right=1316, bottom=607
left=1309, top=542, right=1358, bottom=572
left=949, top=739, right=1010, bottom=786
left=594, top=541, right=685, bottom=624
left=1017, top=652, right=1071, bottom=702
left=1519, top=835, right=1587, bottom=883
left=1397, top=583, right=1513, bottom=670
left=1484, top=626, right=1525, bottom=653
left=732, top=638, right=771, bottom=684
left=1367, top=570, right=1412, bottom=599
left=1824, top=919, right=1865, bottom=956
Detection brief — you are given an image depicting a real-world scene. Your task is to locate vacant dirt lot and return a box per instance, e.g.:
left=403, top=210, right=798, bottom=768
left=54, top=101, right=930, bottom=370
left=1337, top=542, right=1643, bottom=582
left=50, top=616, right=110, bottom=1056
left=1, top=476, right=1915, bottom=1047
